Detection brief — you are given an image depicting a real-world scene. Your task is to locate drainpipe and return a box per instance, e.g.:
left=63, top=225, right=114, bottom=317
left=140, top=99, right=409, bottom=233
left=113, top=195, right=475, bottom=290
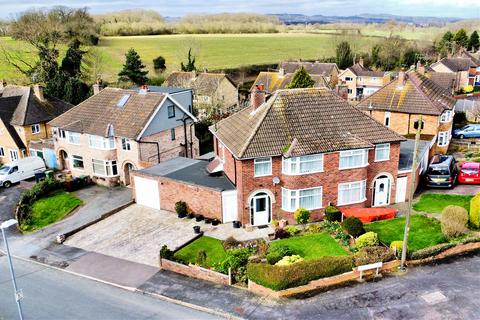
left=189, top=122, right=195, bottom=158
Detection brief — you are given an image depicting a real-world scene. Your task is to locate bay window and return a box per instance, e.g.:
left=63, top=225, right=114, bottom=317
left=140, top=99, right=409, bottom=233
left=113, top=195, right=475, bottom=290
left=89, top=135, right=115, bottom=150
left=283, top=154, right=324, bottom=175
left=92, top=159, right=118, bottom=177
left=338, top=180, right=367, bottom=205
left=374, top=143, right=390, bottom=162
left=254, top=157, right=272, bottom=177
left=440, top=110, right=453, bottom=123
left=339, top=149, right=368, bottom=169
left=438, top=131, right=449, bottom=147
left=282, top=187, right=323, bottom=212
left=68, top=131, right=81, bottom=145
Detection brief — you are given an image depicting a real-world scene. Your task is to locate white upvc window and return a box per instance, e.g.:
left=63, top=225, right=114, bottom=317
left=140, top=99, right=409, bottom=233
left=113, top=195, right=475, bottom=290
left=72, top=155, right=84, bottom=170
left=440, top=110, right=453, bottom=123
left=31, top=124, right=40, bottom=134
left=282, top=187, right=323, bottom=212
left=57, top=129, right=67, bottom=139
left=384, top=112, right=391, bottom=127
left=282, top=154, right=324, bottom=175
left=0, top=146, right=4, bottom=157
left=374, top=143, right=390, bottom=162
left=121, top=138, right=132, bottom=151
left=339, top=149, right=369, bottom=169
left=68, top=131, right=81, bottom=145
left=9, top=149, right=18, bottom=161
left=338, top=180, right=367, bottom=206
left=438, top=131, right=449, bottom=147
left=254, top=157, right=272, bottom=177
left=92, top=159, right=118, bottom=177
left=89, top=135, right=115, bottom=150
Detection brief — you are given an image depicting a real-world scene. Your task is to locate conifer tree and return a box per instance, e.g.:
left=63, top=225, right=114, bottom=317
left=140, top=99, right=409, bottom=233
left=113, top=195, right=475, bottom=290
left=118, top=48, right=149, bottom=85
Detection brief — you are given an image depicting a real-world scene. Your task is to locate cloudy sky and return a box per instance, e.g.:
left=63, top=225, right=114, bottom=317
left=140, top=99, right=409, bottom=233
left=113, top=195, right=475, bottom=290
left=0, top=0, right=479, bottom=19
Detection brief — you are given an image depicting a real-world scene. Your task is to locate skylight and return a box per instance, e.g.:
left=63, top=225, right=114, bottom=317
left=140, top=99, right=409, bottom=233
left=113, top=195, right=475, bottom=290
left=117, top=94, right=131, bottom=108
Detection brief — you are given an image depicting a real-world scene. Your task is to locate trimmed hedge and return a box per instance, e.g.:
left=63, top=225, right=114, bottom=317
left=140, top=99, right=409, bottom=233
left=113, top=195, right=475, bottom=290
left=441, top=205, right=468, bottom=239
left=470, top=193, right=480, bottom=228
left=353, top=246, right=394, bottom=267
left=247, top=256, right=353, bottom=291
left=356, top=232, right=379, bottom=249
left=409, top=243, right=456, bottom=260
left=342, top=217, right=365, bottom=237
left=325, top=205, right=342, bottom=222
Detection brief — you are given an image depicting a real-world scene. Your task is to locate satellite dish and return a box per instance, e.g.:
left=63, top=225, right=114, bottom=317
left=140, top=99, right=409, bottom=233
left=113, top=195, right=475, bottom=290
left=272, top=177, right=280, bottom=185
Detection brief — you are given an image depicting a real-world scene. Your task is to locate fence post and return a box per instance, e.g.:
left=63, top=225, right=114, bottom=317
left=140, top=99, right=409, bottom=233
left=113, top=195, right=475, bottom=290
left=228, top=267, right=232, bottom=286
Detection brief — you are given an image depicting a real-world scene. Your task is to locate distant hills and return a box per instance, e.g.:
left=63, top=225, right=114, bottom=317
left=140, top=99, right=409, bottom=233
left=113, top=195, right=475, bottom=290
left=270, top=13, right=463, bottom=26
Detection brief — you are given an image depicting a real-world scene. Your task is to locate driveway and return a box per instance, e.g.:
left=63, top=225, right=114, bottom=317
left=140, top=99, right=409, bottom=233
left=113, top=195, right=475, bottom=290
left=0, top=180, right=34, bottom=222
left=422, top=184, right=480, bottom=196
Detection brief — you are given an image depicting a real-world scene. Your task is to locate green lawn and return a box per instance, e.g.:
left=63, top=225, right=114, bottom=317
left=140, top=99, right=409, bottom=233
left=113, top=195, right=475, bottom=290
left=365, top=215, right=446, bottom=252
left=269, top=233, right=349, bottom=260
left=174, top=236, right=227, bottom=267
left=20, top=191, right=83, bottom=233
left=413, top=193, right=473, bottom=214
left=1, top=33, right=389, bottom=82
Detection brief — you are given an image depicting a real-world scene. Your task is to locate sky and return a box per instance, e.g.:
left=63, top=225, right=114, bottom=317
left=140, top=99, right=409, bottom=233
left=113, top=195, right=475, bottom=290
left=0, top=0, right=479, bottom=19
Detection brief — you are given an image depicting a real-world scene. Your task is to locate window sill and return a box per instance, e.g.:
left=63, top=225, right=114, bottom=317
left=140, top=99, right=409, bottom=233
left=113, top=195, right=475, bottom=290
left=339, top=163, right=369, bottom=170
left=254, top=174, right=272, bottom=178
left=282, top=170, right=324, bottom=176
left=374, top=158, right=390, bottom=162
left=282, top=206, right=323, bottom=213
left=338, top=198, right=367, bottom=206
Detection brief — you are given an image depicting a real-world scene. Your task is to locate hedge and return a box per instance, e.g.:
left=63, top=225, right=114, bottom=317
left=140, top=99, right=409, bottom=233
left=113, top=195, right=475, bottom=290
left=470, top=193, right=480, bottom=228
left=247, top=256, right=353, bottom=291
left=409, top=243, right=456, bottom=260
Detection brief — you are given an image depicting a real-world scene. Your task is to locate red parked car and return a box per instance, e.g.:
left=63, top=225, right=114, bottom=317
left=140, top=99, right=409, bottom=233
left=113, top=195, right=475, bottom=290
left=458, top=162, right=480, bottom=184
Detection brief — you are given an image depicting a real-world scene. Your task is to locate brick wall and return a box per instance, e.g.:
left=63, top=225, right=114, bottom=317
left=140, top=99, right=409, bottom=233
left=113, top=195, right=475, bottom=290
left=160, top=258, right=230, bottom=286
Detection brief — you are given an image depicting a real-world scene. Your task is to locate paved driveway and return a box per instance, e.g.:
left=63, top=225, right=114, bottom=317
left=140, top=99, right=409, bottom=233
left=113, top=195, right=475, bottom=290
left=0, top=180, right=34, bottom=222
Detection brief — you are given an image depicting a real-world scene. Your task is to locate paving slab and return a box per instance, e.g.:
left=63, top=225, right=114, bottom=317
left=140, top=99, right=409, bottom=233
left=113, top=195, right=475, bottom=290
left=67, top=252, right=158, bottom=288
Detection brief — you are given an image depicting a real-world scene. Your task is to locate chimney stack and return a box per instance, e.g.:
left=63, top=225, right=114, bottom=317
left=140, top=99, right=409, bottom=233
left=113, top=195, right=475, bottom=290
left=335, top=81, right=349, bottom=100
left=398, top=68, right=406, bottom=85
left=416, top=61, right=425, bottom=75
left=0, top=80, right=6, bottom=90
left=278, top=67, right=286, bottom=77
left=93, top=80, right=103, bottom=95
left=251, top=84, right=265, bottom=110
left=359, top=57, right=364, bottom=67
left=33, top=84, right=45, bottom=101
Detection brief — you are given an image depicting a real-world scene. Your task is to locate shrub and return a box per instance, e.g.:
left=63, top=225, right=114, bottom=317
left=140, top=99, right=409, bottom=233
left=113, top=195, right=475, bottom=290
left=353, top=246, right=395, bottom=266
left=266, top=245, right=294, bottom=265
left=284, top=225, right=299, bottom=237
left=222, top=236, right=239, bottom=249
left=306, top=223, right=322, bottom=234
left=325, top=205, right=342, bottom=222
left=215, top=248, right=253, bottom=283
left=409, top=243, right=456, bottom=260
left=195, top=250, right=207, bottom=266
left=160, top=245, right=174, bottom=260
left=247, top=256, right=353, bottom=291
left=294, top=208, right=311, bottom=225
left=275, top=255, right=304, bottom=266
left=355, top=232, right=379, bottom=249
left=153, top=55, right=166, bottom=72
left=274, top=228, right=290, bottom=239
left=175, top=201, right=188, bottom=215
left=441, top=205, right=468, bottom=239
left=470, top=193, right=480, bottom=228
left=390, top=241, right=405, bottom=257
left=342, top=217, right=365, bottom=237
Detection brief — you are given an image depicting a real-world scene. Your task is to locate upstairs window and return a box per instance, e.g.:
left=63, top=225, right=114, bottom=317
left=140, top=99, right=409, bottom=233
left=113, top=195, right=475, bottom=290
left=89, top=135, right=115, bottom=150
left=438, top=131, right=449, bottom=147
left=384, top=112, right=391, bottom=127
left=68, top=132, right=81, bottom=145
left=339, top=149, right=369, bottom=169
left=375, top=143, right=390, bottom=162
left=254, top=157, right=272, bottom=177
left=167, top=105, right=175, bottom=118
left=440, top=110, right=453, bottom=123
left=345, top=77, right=353, bottom=81
left=0, top=147, right=4, bottom=157
left=31, top=124, right=40, bottom=134
left=283, top=154, right=324, bottom=175
left=58, top=129, right=66, bottom=139
left=121, top=138, right=132, bottom=151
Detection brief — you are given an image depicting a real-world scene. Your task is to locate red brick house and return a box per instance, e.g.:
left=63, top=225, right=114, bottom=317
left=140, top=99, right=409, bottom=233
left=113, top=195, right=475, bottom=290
left=207, top=88, right=405, bottom=226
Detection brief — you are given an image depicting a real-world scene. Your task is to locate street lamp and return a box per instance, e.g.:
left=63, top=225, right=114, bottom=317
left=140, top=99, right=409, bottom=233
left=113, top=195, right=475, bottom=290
left=1, top=219, right=24, bottom=320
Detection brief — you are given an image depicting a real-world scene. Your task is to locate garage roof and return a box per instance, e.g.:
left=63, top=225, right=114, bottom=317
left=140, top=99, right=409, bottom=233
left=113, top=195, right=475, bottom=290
left=138, top=157, right=236, bottom=191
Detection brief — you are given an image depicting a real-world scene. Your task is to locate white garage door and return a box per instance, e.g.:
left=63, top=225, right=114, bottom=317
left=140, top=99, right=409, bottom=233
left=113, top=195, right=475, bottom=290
left=222, top=190, right=238, bottom=223
left=134, top=176, right=160, bottom=210
left=395, top=176, right=408, bottom=203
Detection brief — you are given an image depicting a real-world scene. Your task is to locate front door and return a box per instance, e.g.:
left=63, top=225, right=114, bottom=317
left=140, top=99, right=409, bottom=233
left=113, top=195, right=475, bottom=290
left=252, top=194, right=270, bottom=226
left=374, top=177, right=390, bottom=207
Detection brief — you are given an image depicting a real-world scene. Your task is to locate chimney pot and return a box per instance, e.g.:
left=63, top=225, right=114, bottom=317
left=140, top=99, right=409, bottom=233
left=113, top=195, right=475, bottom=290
left=93, top=80, right=103, bottom=95
left=397, top=68, right=406, bottom=85
left=278, top=68, right=285, bottom=77
left=251, top=85, right=265, bottom=110
left=33, top=84, right=45, bottom=101
left=416, top=61, right=425, bottom=75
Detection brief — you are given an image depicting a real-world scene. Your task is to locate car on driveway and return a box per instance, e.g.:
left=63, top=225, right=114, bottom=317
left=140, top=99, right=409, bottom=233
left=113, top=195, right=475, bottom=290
left=453, top=124, right=480, bottom=139
left=459, top=162, right=480, bottom=184
left=425, top=154, right=458, bottom=188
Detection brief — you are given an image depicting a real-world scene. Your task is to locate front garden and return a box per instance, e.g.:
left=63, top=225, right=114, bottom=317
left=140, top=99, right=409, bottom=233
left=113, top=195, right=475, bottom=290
left=413, top=193, right=473, bottom=214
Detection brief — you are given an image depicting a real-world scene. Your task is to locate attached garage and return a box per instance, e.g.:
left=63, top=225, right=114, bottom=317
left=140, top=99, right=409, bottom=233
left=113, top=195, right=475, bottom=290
left=134, top=176, right=160, bottom=210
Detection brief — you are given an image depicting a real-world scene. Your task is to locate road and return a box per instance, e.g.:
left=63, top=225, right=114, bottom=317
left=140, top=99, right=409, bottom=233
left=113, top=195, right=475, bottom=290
left=0, top=255, right=222, bottom=320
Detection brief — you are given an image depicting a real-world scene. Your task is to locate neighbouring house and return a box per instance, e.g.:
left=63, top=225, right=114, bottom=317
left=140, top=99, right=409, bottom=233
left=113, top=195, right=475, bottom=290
left=251, top=69, right=329, bottom=94
left=430, top=55, right=480, bottom=92
left=0, top=83, right=73, bottom=165
left=356, top=69, right=457, bottom=155
left=48, top=85, right=199, bottom=186
left=338, top=58, right=392, bottom=101
left=164, top=71, right=238, bottom=117
left=278, top=61, right=340, bottom=86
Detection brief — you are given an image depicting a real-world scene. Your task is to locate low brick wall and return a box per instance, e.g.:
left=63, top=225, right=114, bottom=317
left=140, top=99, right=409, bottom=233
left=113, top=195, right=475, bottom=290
left=408, top=242, right=480, bottom=266
left=160, top=258, right=230, bottom=286
left=248, top=260, right=400, bottom=298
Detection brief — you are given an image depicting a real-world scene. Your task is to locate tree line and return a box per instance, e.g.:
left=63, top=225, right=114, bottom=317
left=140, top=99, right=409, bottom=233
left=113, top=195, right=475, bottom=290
left=435, top=29, right=480, bottom=56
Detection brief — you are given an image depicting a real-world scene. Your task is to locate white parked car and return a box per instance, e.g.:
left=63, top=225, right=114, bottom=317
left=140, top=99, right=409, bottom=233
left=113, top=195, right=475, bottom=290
left=0, top=156, right=46, bottom=188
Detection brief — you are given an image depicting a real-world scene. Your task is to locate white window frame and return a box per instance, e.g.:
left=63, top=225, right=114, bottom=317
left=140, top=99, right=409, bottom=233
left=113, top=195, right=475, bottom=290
left=254, top=157, right=272, bottom=177
left=440, top=110, right=453, bottom=123
left=282, top=186, right=323, bottom=212
left=89, top=135, right=115, bottom=150
left=121, top=138, right=132, bottom=151
left=67, top=131, right=81, bottom=145
left=31, top=124, right=40, bottom=134
left=0, top=146, right=4, bottom=157
left=338, top=180, right=367, bottom=206
left=71, top=155, right=85, bottom=171
left=58, top=129, right=67, bottom=139
left=9, top=149, right=18, bottom=161
left=282, top=154, right=324, bottom=175
left=92, top=159, right=118, bottom=177
left=339, top=149, right=369, bottom=170
left=438, top=131, right=449, bottom=147
left=384, top=111, right=391, bottom=127
left=374, top=143, right=390, bottom=162
left=345, top=76, right=353, bottom=81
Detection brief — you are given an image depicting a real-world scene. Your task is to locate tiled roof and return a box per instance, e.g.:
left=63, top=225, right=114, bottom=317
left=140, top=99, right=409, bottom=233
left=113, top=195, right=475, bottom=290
left=251, top=72, right=329, bottom=93
left=278, top=61, right=338, bottom=76
left=460, top=51, right=480, bottom=66
left=357, top=71, right=456, bottom=116
left=48, top=88, right=166, bottom=139
left=210, top=88, right=405, bottom=159
left=0, top=85, right=73, bottom=126
left=436, top=58, right=477, bottom=72
left=427, top=72, right=456, bottom=92
left=164, top=72, right=234, bottom=95
left=0, top=96, right=26, bottom=149
left=348, top=63, right=387, bottom=77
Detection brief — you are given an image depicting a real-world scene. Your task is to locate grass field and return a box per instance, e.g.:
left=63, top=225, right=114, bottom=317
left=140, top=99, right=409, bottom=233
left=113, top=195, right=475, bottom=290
left=365, top=215, right=446, bottom=252
left=269, top=233, right=349, bottom=260
left=413, top=193, right=473, bottom=214
left=1, top=33, right=392, bottom=82
left=174, top=236, right=227, bottom=267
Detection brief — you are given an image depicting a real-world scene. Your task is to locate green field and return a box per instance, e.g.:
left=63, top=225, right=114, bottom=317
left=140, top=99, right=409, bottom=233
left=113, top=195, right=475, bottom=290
left=1, top=33, right=390, bottom=82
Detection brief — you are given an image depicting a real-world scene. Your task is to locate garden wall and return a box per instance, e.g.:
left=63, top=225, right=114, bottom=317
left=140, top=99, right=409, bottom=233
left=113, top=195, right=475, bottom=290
left=408, top=241, right=480, bottom=266
left=160, top=257, right=231, bottom=286
left=248, top=260, right=400, bottom=298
